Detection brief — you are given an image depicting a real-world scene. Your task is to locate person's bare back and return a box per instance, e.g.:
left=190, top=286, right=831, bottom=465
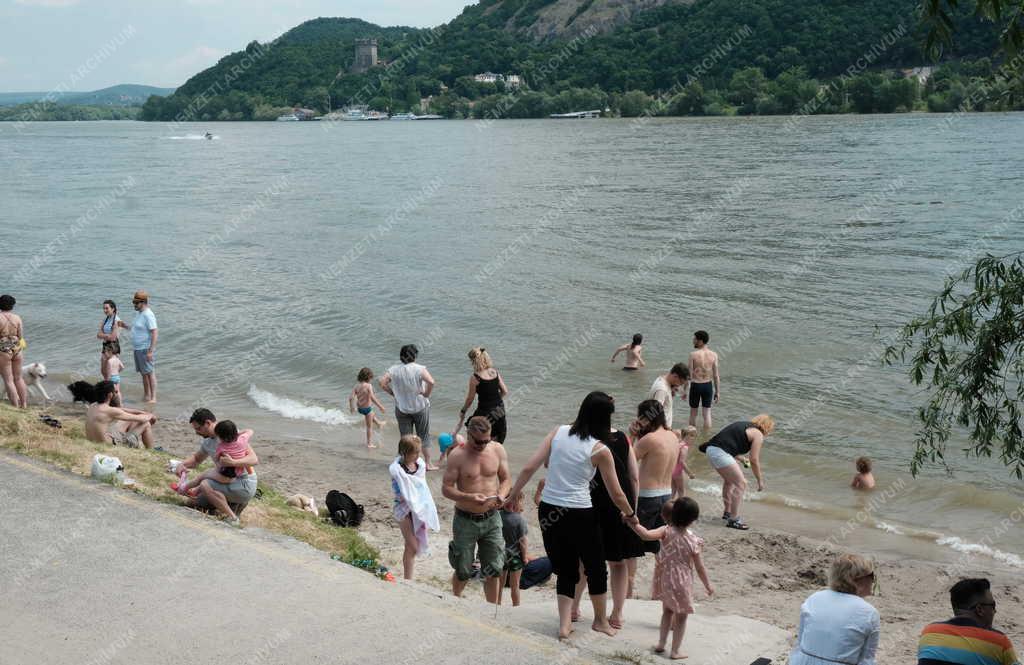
left=689, top=347, right=718, bottom=383
left=85, top=401, right=155, bottom=447
left=635, top=428, right=679, bottom=491
left=352, top=381, right=373, bottom=408
left=443, top=442, right=504, bottom=514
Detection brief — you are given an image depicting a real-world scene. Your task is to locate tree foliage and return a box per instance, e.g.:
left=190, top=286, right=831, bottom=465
left=924, top=0, right=1024, bottom=55
left=884, top=253, right=1024, bottom=478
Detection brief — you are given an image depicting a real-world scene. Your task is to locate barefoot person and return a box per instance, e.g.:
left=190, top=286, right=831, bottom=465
left=177, top=408, right=259, bottom=523
left=389, top=434, right=439, bottom=580
left=632, top=400, right=680, bottom=554
left=688, top=330, right=720, bottom=430
left=452, top=347, right=509, bottom=444
left=349, top=368, right=387, bottom=449
left=442, top=416, right=511, bottom=604
left=505, top=392, right=638, bottom=639
left=97, top=300, right=122, bottom=379
left=648, top=364, right=689, bottom=430
left=698, top=415, right=774, bottom=530
left=380, top=344, right=437, bottom=469
left=84, top=380, right=156, bottom=449
left=0, top=295, right=28, bottom=408
left=129, top=291, right=158, bottom=403
left=610, top=334, right=645, bottom=370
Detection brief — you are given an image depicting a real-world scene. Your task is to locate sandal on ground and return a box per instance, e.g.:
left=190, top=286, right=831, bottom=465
left=726, top=518, right=750, bottom=530
left=722, top=511, right=731, bottom=521
left=39, top=415, right=62, bottom=428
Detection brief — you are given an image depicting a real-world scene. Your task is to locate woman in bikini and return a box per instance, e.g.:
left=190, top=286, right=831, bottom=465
left=451, top=347, right=509, bottom=443
left=0, top=295, right=28, bottom=408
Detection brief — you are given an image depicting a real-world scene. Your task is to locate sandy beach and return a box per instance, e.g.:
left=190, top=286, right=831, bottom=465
left=42, top=401, right=1021, bottom=664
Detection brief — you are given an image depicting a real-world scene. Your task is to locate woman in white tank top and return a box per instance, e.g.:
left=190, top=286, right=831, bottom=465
left=505, top=391, right=637, bottom=640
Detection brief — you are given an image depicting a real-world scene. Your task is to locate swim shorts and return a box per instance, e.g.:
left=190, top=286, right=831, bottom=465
left=108, top=431, right=141, bottom=448
left=705, top=445, right=737, bottom=470
left=637, top=493, right=671, bottom=554
left=357, top=406, right=373, bottom=416
left=689, top=381, right=714, bottom=408
left=133, top=349, right=154, bottom=375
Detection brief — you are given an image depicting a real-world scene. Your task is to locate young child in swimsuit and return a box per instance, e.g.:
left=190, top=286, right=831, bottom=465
left=173, top=420, right=253, bottom=496
left=349, top=367, right=387, bottom=449
left=671, top=426, right=698, bottom=498
left=631, top=498, right=713, bottom=660
left=102, top=343, right=125, bottom=403
left=851, top=456, right=876, bottom=490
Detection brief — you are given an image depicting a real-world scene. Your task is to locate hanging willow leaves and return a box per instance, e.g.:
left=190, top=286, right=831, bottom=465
left=924, top=0, right=1024, bottom=57
left=883, top=252, right=1024, bottom=478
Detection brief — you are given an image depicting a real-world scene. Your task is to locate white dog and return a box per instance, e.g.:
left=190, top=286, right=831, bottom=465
left=0, top=362, right=51, bottom=403
left=286, top=494, right=319, bottom=517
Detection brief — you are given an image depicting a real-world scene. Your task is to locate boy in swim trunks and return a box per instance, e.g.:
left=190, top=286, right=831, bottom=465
left=349, top=367, right=387, bottom=449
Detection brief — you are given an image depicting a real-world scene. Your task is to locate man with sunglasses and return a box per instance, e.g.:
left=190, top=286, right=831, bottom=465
left=442, top=416, right=511, bottom=604
left=919, top=578, right=1019, bottom=664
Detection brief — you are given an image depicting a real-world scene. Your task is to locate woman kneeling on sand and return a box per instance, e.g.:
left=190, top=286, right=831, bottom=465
left=505, top=392, right=638, bottom=640
left=698, top=415, right=773, bottom=530
left=789, top=553, right=880, bottom=664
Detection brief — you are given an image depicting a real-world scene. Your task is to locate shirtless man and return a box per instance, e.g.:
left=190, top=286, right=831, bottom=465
left=442, top=416, right=511, bottom=603
left=632, top=399, right=679, bottom=554
left=688, top=330, right=720, bottom=430
left=610, top=334, right=645, bottom=370
left=84, top=380, right=156, bottom=449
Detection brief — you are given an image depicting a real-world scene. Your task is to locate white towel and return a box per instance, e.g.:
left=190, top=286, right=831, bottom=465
left=389, top=457, right=440, bottom=556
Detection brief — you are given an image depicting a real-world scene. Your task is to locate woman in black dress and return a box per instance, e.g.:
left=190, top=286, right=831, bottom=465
left=451, top=347, right=509, bottom=443
left=590, top=424, right=643, bottom=629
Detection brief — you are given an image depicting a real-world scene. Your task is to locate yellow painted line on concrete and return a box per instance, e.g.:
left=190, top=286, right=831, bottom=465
left=0, top=453, right=578, bottom=660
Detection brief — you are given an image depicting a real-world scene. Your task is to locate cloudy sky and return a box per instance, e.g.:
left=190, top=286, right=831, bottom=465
left=0, top=0, right=474, bottom=91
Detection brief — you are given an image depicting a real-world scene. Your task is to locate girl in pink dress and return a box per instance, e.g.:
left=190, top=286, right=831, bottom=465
left=631, top=497, right=714, bottom=659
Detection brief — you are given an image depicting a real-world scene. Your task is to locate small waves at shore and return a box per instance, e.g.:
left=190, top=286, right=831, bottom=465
left=247, top=385, right=358, bottom=426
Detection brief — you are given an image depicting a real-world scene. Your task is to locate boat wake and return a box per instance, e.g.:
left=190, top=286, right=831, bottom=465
left=247, top=385, right=357, bottom=426
left=166, top=134, right=218, bottom=140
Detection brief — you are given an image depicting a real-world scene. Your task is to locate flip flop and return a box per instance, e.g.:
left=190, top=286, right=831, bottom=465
left=726, top=518, right=750, bottom=530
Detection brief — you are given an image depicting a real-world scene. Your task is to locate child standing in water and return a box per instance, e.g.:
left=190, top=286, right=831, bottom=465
left=631, top=498, right=713, bottom=660
left=611, top=333, right=646, bottom=370
left=102, top=343, right=125, bottom=403
left=671, top=426, right=698, bottom=498
left=851, top=457, right=876, bottom=490
left=349, top=368, right=387, bottom=449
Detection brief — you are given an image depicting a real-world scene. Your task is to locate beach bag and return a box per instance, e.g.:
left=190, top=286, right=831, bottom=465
left=325, top=490, right=364, bottom=528
left=91, top=454, right=124, bottom=484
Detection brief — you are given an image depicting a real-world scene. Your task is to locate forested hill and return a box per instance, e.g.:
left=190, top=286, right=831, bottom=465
left=141, top=0, right=1006, bottom=121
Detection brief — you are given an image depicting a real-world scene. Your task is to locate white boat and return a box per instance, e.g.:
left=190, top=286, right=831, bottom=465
left=342, top=108, right=389, bottom=121
left=549, top=109, right=602, bottom=119
left=276, top=114, right=300, bottom=122
left=414, top=114, right=445, bottom=120
left=390, top=112, right=416, bottom=120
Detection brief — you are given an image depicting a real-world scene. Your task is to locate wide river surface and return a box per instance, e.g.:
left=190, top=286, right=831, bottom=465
left=2, top=115, right=1022, bottom=566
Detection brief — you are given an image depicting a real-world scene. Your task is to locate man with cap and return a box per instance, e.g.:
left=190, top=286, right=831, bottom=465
left=129, top=290, right=158, bottom=403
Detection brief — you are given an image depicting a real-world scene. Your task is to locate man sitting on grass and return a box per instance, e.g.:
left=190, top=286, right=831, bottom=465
left=85, top=380, right=156, bottom=449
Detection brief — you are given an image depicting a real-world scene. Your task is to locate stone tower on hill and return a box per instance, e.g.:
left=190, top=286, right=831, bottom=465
left=352, top=38, right=378, bottom=73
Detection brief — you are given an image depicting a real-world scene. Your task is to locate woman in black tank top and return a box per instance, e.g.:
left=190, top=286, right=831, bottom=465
left=699, top=415, right=775, bottom=530
left=451, top=347, right=510, bottom=443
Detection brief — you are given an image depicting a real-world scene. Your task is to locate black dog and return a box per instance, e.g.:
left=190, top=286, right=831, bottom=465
left=66, top=381, right=98, bottom=403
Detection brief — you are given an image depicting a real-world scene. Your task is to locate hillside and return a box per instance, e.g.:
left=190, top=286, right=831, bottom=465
left=141, top=0, right=1008, bottom=121
left=0, top=84, right=174, bottom=107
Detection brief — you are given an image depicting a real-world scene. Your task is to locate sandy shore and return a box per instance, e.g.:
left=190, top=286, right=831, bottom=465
left=46, top=402, right=1024, bottom=663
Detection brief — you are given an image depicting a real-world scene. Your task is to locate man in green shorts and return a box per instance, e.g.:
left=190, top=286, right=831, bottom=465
left=442, top=416, right=511, bottom=604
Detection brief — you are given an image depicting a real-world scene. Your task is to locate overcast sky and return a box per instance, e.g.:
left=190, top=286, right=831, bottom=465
left=0, top=0, right=474, bottom=91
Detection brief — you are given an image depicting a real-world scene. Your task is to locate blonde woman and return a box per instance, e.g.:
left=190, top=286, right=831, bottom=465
left=790, top=554, right=880, bottom=664
left=451, top=347, right=509, bottom=443
left=697, top=414, right=775, bottom=530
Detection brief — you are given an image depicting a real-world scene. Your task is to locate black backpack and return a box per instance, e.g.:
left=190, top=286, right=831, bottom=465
left=325, top=490, right=364, bottom=528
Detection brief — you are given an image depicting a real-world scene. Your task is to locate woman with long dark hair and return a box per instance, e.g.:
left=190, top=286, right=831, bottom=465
left=610, top=333, right=645, bottom=370
left=505, top=391, right=637, bottom=639
left=97, top=300, right=122, bottom=379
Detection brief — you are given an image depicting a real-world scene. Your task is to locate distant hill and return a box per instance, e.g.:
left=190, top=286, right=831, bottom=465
left=0, top=84, right=175, bottom=107
left=141, top=0, right=1006, bottom=121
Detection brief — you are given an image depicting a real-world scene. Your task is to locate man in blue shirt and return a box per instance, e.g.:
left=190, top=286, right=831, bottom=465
left=130, top=290, right=158, bottom=403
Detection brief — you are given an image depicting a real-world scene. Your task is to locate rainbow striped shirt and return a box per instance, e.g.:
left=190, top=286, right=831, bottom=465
left=918, top=617, right=1020, bottom=665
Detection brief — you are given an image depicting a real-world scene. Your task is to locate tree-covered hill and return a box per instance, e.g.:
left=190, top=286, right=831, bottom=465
left=141, top=0, right=1010, bottom=121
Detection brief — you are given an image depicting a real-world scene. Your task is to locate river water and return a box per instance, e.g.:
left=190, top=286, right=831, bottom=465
left=2, top=114, right=1022, bottom=566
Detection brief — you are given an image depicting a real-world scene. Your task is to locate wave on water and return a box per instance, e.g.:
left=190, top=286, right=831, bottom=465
left=935, top=535, right=1024, bottom=569
left=166, top=134, right=219, bottom=140
left=247, top=385, right=357, bottom=426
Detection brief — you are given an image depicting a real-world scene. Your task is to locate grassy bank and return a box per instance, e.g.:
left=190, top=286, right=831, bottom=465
left=0, top=404, right=378, bottom=565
